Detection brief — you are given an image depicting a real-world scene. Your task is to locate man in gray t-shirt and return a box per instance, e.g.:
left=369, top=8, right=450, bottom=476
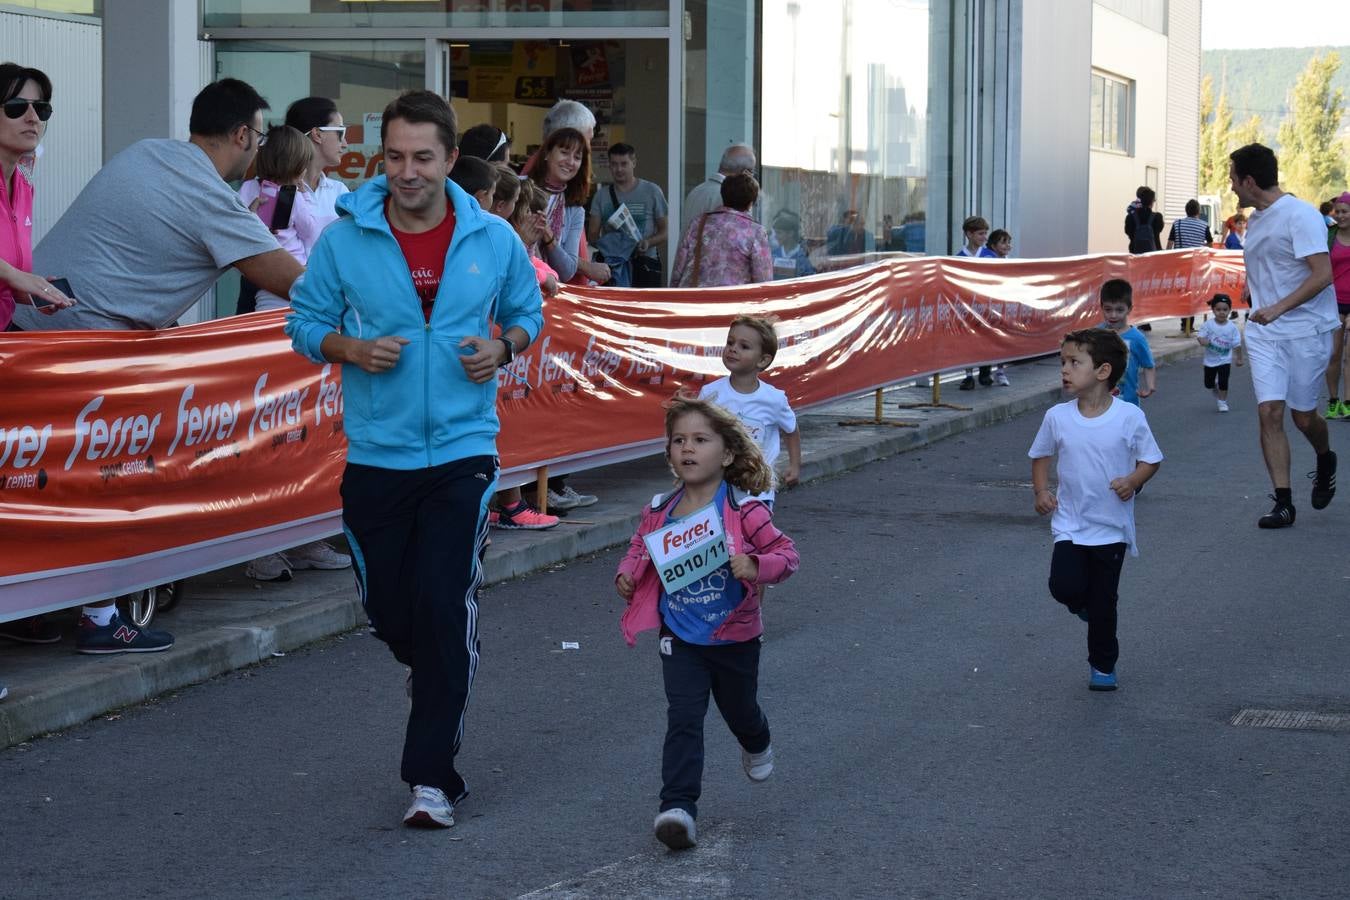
left=12, top=79, right=300, bottom=332
left=587, top=142, right=668, bottom=287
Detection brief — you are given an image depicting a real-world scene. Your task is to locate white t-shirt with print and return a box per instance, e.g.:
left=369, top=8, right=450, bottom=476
left=1027, top=397, right=1163, bottom=556
left=1244, top=193, right=1339, bottom=340
left=1197, top=319, right=1242, bottom=368
left=698, top=376, right=797, bottom=503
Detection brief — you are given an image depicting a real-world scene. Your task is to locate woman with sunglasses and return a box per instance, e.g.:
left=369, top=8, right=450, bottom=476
left=0, top=63, right=74, bottom=333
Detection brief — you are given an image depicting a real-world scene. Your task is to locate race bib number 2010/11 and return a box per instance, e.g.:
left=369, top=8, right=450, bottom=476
left=643, top=503, right=729, bottom=594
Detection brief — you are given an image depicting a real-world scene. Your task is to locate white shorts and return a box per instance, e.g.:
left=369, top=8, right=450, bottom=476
left=1245, top=331, right=1333, bottom=411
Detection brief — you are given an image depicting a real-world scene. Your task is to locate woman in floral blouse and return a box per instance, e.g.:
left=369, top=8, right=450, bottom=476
left=670, top=173, right=772, bottom=288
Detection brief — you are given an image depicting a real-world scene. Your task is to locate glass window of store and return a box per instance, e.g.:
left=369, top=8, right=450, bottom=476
left=204, top=1, right=667, bottom=28
left=752, top=0, right=931, bottom=268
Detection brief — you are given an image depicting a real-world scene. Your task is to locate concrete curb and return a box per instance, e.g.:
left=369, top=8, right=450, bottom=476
left=0, top=335, right=1204, bottom=748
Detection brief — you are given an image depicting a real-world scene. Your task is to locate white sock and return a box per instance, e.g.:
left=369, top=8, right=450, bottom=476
left=82, top=605, right=116, bottom=626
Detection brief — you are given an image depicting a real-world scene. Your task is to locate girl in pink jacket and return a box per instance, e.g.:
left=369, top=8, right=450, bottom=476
left=616, top=397, right=799, bottom=851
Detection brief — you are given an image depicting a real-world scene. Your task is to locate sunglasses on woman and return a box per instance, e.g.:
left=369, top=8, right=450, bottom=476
left=3, top=98, right=53, bottom=121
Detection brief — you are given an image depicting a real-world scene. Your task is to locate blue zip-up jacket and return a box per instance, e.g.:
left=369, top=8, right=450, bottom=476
left=285, top=176, right=543, bottom=470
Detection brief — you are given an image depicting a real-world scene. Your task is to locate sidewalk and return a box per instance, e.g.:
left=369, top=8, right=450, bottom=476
left=0, top=329, right=1203, bottom=748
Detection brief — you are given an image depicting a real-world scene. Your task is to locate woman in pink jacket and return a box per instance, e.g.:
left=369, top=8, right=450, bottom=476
left=1, top=63, right=73, bottom=333
left=616, top=397, right=799, bottom=851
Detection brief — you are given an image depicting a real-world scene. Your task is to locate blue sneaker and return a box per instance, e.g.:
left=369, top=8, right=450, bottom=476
left=1089, top=667, right=1117, bottom=691
left=75, top=612, right=174, bottom=655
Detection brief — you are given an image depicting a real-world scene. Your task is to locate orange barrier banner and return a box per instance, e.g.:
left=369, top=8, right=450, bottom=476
left=0, top=249, right=1244, bottom=619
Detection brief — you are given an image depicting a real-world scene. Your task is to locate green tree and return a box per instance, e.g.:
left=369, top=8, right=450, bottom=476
left=1276, top=51, right=1346, bottom=205
left=1200, top=75, right=1265, bottom=216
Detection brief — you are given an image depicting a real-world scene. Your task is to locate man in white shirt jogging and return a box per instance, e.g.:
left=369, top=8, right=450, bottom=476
left=1230, top=143, right=1338, bottom=528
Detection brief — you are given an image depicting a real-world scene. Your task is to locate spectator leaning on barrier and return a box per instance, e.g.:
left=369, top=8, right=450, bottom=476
left=4, top=78, right=306, bottom=655
left=12, top=78, right=300, bottom=332
left=670, top=173, right=772, bottom=288
left=284, top=90, right=543, bottom=830
left=0, top=63, right=74, bottom=332
left=1167, top=198, right=1214, bottom=335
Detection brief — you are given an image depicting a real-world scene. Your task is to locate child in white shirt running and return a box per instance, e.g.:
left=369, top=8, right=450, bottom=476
left=1029, top=328, right=1163, bottom=692
left=1196, top=293, right=1245, bottom=412
left=698, top=316, right=801, bottom=507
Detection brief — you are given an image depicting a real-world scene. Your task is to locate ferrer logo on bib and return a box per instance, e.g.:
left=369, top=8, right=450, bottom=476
left=643, top=503, right=728, bottom=594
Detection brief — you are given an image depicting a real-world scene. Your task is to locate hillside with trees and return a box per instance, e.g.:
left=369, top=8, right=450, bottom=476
left=1202, top=46, right=1350, bottom=144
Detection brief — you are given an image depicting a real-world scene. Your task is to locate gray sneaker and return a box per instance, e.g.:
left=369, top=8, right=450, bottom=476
left=547, top=485, right=598, bottom=511
left=244, top=553, right=293, bottom=582
left=741, top=745, right=775, bottom=781
left=653, top=808, right=697, bottom=849
left=403, top=785, right=455, bottom=828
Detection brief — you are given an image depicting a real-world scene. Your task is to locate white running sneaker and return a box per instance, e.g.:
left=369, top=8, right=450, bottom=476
left=244, top=553, right=293, bottom=582
left=403, top=785, right=455, bottom=828
left=994, top=368, right=1010, bottom=386
left=0, top=681, right=8, bottom=701
left=741, top=745, right=775, bottom=781
left=653, top=808, right=697, bottom=850
left=1217, top=399, right=1230, bottom=412
left=286, top=541, right=352, bottom=570
left=547, top=485, right=598, bottom=511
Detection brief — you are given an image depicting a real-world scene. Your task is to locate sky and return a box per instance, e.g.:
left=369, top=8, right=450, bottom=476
left=1202, top=0, right=1350, bottom=49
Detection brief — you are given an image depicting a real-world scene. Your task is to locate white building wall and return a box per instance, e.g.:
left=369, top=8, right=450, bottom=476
left=1014, top=0, right=1092, bottom=258
left=0, top=10, right=102, bottom=246
left=1163, top=0, right=1202, bottom=225
left=1087, top=5, right=1168, bottom=254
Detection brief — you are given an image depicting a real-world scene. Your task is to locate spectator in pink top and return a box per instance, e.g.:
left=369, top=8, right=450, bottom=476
left=0, top=63, right=73, bottom=331
left=670, top=173, right=772, bottom=288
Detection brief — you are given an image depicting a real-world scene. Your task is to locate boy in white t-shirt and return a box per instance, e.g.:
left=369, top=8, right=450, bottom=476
left=698, top=316, right=801, bottom=507
left=1029, top=328, right=1163, bottom=692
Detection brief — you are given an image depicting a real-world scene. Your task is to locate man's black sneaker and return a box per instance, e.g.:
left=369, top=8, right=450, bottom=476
left=75, top=613, right=174, bottom=655
left=1257, top=496, right=1296, bottom=529
left=1310, top=451, right=1337, bottom=510
left=0, top=615, right=62, bottom=644
left=959, top=375, right=976, bottom=391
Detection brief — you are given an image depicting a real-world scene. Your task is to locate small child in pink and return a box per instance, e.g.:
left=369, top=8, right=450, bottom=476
left=247, top=126, right=321, bottom=311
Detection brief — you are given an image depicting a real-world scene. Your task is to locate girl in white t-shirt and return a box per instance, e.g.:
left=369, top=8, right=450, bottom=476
left=1029, top=328, right=1163, bottom=692
left=1196, top=294, right=1245, bottom=412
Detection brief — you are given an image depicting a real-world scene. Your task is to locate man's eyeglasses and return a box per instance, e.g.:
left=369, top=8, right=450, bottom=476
left=246, top=125, right=268, bottom=147
left=315, top=125, right=347, bottom=138
left=3, top=98, right=53, bottom=121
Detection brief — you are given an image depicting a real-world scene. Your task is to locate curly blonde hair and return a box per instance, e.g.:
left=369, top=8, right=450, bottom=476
left=664, top=397, right=773, bottom=494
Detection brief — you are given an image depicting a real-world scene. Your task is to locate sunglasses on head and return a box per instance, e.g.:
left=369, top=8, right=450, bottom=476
left=315, top=124, right=346, bottom=137
left=4, top=98, right=52, bottom=121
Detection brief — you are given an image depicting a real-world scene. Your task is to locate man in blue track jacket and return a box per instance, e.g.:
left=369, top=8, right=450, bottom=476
left=286, top=91, right=543, bottom=830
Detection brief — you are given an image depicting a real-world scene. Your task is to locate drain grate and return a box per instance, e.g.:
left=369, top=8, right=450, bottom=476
left=1230, top=708, right=1350, bottom=732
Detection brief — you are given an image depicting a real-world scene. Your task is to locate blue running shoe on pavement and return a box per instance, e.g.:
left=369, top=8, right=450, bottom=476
left=75, top=612, right=174, bottom=655
left=1089, top=667, right=1117, bottom=691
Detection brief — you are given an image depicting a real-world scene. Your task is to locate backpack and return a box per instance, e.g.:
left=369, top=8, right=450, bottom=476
left=1126, top=207, right=1158, bottom=253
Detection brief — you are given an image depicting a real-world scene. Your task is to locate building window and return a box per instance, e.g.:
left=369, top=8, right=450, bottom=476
left=1089, top=71, right=1131, bottom=154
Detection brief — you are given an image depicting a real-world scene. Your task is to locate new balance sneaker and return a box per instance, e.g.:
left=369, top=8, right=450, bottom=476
left=244, top=553, right=293, bottom=582
left=0, top=615, right=62, bottom=644
left=492, top=501, right=560, bottom=530
left=75, top=612, right=174, bottom=655
left=1089, top=667, right=1117, bottom=691
left=548, top=485, right=598, bottom=511
left=742, top=745, right=775, bottom=782
left=1257, top=496, right=1296, bottom=529
left=994, top=368, right=1010, bottom=386
left=653, top=808, right=697, bottom=850
left=403, top=785, right=455, bottom=828
left=1311, top=451, right=1337, bottom=510
left=287, top=541, right=352, bottom=570
left=1217, top=399, right=1229, bottom=412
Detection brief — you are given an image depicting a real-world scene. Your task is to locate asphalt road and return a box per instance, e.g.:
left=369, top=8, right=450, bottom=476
left=4, top=353, right=1348, bottom=900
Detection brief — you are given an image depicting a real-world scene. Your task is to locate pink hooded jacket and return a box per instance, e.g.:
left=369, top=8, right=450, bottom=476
left=618, top=487, right=799, bottom=647
left=0, top=163, right=35, bottom=331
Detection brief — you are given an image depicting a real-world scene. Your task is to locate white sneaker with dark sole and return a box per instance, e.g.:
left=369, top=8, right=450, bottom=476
left=741, top=745, right=775, bottom=781
left=244, top=553, right=293, bottom=582
left=653, top=808, right=697, bottom=849
left=286, top=541, right=352, bottom=570
left=403, top=785, right=455, bottom=828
